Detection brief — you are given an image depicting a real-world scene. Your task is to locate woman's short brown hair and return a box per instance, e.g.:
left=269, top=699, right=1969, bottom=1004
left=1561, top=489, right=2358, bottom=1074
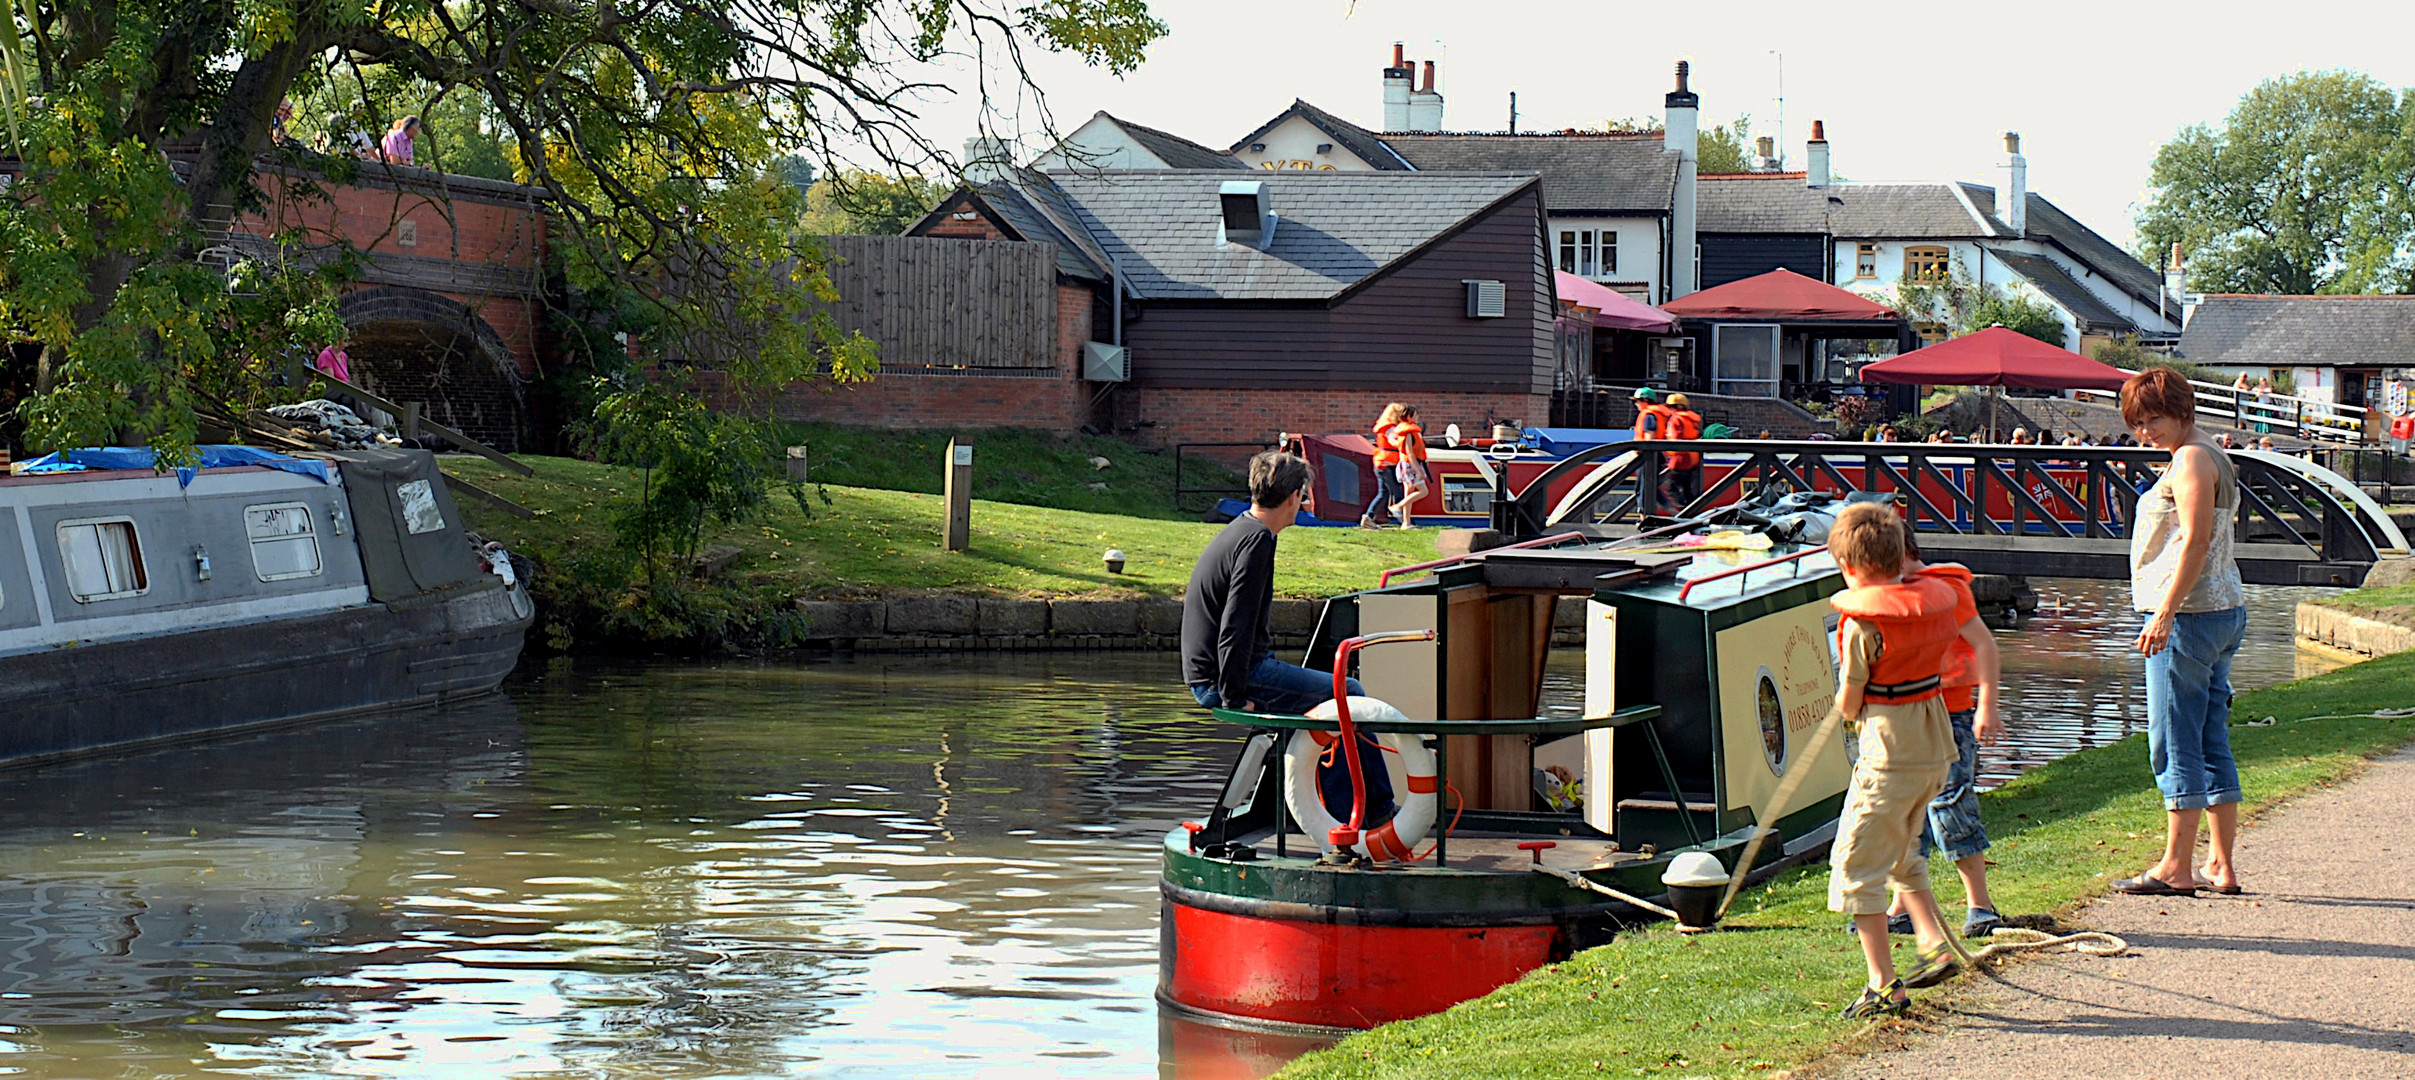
left=2119, top=367, right=2195, bottom=428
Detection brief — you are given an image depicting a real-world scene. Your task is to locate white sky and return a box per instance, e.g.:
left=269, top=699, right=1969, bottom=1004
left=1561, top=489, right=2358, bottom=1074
left=908, top=0, right=2415, bottom=252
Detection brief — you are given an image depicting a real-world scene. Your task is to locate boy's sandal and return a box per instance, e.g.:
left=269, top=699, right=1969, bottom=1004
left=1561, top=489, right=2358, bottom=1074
left=1840, top=978, right=1909, bottom=1020
left=2112, top=875, right=2198, bottom=897
left=1904, top=942, right=1960, bottom=989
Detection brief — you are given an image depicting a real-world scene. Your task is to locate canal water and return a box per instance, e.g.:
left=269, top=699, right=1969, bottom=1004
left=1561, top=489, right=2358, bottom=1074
left=0, top=580, right=2343, bottom=1077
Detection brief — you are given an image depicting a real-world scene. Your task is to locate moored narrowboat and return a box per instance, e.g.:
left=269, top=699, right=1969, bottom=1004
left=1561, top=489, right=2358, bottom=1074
left=0, top=446, right=532, bottom=766
left=1161, top=538, right=1850, bottom=1032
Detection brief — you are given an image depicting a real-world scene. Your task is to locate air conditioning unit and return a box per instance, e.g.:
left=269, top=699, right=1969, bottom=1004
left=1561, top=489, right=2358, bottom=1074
left=1082, top=341, right=1130, bottom=382
left=1464, top=279, right=1506, bottom=318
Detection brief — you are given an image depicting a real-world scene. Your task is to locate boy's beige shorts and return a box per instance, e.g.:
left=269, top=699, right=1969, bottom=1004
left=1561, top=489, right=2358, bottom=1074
left=1828, top=762, right=1949, bottom=915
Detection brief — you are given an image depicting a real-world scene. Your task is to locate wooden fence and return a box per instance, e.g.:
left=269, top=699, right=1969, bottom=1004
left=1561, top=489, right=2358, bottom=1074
left=818, top=235, right=1059, bottom=371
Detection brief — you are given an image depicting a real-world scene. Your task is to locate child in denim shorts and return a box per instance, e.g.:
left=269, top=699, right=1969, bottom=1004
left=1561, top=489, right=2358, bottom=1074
left=1889, top=526, right=2006, bottom=938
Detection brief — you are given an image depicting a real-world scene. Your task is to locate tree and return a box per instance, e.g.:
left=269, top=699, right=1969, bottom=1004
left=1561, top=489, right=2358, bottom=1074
left=800, top=171, right=948, bottom=235
left=1891, top=253, right=2069, bottom=346
left=2136, top=71, right=2414, bottom=295
left=0, top=0, right=1167, bottom=458
left=1587, top=114, right=1754, bottom=173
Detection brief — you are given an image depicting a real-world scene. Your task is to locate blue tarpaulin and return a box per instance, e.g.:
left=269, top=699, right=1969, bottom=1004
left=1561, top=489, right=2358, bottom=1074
left=1213, top=498, right=1358, bottom=528
left=14, top=446, right=335, bottom=488
left=1520, top=427, right=1634, bottom=456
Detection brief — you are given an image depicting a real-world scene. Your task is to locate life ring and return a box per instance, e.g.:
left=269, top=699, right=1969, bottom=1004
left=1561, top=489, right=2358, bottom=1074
left=1284, top=696, right=1439, bottom=861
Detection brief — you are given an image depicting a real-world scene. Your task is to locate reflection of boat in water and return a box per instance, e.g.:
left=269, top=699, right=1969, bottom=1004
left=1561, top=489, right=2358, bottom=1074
left=0, top=447, right=531, bottom=766
left=1160, top=537, right=1850, bottom=1033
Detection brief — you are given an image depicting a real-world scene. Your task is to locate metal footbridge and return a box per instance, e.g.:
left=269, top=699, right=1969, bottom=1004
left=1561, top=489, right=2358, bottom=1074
left=1493, top=440, right=2410, bottom=586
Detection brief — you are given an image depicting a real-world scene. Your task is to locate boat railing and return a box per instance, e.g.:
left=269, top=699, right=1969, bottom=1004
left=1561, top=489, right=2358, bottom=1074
left=1675, top=546, right=1835, bottom=603
left=1205, top=702, right=1663, bottom=737
left=1376, top=530, right=1589, bottom=587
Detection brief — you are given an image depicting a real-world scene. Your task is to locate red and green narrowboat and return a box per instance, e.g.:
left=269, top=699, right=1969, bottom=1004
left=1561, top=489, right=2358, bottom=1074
left=1160, top=539, right=1854, bottom=1033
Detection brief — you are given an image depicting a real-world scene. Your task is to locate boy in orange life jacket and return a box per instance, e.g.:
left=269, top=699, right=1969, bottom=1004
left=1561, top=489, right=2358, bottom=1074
left=1824, top=502, right=1966, bottom=1019
left=1880, top=525, right=2006, bottom=938
left=1662, top=393, right=1705, bottom=512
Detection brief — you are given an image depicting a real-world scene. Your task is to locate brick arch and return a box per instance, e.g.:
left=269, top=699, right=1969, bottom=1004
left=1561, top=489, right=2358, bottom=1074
left=337, top=287, right=528, bottom=452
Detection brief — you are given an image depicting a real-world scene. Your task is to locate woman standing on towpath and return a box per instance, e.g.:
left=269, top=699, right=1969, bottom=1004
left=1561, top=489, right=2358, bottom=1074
left=2114, top=367, right=2248, bottom=898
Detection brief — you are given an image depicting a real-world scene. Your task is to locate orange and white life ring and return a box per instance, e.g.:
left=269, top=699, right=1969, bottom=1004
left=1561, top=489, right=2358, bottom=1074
left=1285, top=696, right=1439, bottom=861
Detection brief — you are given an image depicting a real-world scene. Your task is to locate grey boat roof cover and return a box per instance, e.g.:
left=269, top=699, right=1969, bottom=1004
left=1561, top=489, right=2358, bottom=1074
left=1381, top=133, right=1679, bottom=215
left=1045, top=170, right=1540, bottom=301
left=1987, top=249, right=2138, bottom=334
left=2178, top=294, right=2415, bottom=368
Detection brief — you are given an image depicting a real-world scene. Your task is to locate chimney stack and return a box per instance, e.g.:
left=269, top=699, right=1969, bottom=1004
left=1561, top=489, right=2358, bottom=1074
left=1407, top=59, right=1445, bottom=132
left=1755, top=135, right=1774, bottom=169
left=963, top=135, right=1013, bottom=185
left=1805, top=120, right=1829, bottom=189
left=2004, top=131, right=2027, bottom=235
left=1665, top=60, right=1700, bottom=299
left=1383, top=44, right=1413, bottom=131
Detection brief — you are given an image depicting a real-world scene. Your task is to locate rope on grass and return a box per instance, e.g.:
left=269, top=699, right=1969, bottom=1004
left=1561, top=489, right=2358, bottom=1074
left=2240, top=707, right=2415, bottom=726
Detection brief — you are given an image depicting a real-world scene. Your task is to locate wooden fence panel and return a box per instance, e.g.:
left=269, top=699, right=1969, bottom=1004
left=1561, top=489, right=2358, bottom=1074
left=817, top=235, right=1058, bottom=371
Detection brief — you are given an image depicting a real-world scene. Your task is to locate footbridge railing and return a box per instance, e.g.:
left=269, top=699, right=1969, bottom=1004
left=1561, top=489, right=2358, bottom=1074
left=1494, top=440, right=2410, bottom=586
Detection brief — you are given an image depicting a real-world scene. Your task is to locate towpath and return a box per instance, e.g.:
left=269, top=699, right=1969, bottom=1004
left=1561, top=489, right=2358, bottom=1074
left=1830, top=745, right=2415, bottom=1080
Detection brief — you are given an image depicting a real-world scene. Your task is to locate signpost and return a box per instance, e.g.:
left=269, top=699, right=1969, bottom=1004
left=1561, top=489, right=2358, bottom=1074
left=943, top=439, right=973, bottom=551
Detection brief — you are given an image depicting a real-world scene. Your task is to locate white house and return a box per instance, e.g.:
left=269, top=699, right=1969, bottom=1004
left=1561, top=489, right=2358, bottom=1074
left=1028, top=111, right=1243, bottom=172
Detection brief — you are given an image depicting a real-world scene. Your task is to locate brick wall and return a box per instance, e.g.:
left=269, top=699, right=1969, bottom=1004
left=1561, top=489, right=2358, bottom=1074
left=1109, top=387, right=1551, bottom=449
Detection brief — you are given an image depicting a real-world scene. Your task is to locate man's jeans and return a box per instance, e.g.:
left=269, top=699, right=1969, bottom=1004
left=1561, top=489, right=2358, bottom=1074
left=1918, top=709, right=1990, bottom=862
left=2146, top=607, right=2247, bottom=811
left=1191, top=654, right=1363, bottom=715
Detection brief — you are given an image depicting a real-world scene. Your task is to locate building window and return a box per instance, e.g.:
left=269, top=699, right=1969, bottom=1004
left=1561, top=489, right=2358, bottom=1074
left=58, top=518, right=148, bottom=602
left=1915, top=322, right=1949, bottom=348
left=1558, top=230, right=1577, bottom=274
left=1904, top=246, right=1950, bottom=282
left=245, top=503, right=324, bottom=582
left=1856, top=243, right=1878, bottom=279
left=1601, top=231, right=1618, bottom=274
left=1558, top=228, right=1619, bottom=278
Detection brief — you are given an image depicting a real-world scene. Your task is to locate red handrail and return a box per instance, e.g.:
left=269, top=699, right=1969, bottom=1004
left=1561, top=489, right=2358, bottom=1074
left=1376, top=531, right=1587, bottom=587
left=1325, top=629, right=1437, bottom=852
left=1675, top=546, right=1833, bottom=601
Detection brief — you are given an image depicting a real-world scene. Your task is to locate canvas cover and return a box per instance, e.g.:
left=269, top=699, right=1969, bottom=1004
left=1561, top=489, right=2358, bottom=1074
left=332, top=449, right=489, bottom=604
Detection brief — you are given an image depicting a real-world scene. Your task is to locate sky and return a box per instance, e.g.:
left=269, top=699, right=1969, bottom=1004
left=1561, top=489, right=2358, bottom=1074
left=901, top=0, right=2415, bottom=253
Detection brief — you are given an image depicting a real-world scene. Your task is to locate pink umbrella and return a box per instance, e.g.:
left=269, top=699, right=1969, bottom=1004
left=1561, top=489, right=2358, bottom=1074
left=1553, top=271, right=1679, bottom=333
left=1858, top=327, right=2131, bottom=440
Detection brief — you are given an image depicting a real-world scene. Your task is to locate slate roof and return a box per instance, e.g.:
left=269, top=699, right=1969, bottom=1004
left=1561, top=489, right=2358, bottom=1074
left=2178, top=295, right=2415, bottom=368
left=925, top=172, right=1112, bottom=283
left=1094, top=112, right=1245, bottom=170
left=1698, top=177, right=1997, bottom=237
left=1987, top=249, right=2137, bottom=334
left=1962, top=185, right=2164, bottom=311
left=1045, top=170, right=1539, bottom=300
left=1228, top=99, right=1414, bottom=170
left=1380, top=133, right=1679, bottom=215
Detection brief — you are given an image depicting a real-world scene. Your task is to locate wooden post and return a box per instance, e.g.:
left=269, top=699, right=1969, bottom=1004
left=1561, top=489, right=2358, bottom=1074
left=942, top=439, right=973, bottom=551
left=785, top=445, right=810, bottom=483
left=402, top=402, right=422, bottom=441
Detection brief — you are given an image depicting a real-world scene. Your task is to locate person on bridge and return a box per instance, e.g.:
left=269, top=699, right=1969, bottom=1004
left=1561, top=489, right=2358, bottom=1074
left=1183, top=450, right=1363, bottom=715
left=2115, top=367, right=2247, bottom=898
left=1661, top=393, right=1705, bottom=513
left=380, top=116, right=420, bottom=165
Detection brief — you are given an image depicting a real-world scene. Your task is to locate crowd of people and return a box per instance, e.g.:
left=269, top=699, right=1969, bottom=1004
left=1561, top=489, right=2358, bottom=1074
left=265, top=98, right=422, bottom=166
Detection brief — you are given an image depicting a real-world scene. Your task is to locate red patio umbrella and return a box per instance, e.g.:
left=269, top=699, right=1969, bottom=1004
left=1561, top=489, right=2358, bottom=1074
left=1857, top=326, right=2131, bottom=439
left=1553, top=271, right=1679, bottom=333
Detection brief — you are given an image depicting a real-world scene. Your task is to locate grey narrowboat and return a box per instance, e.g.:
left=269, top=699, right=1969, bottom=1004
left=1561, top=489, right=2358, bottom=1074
left=0, top=446, right=532, bottom=766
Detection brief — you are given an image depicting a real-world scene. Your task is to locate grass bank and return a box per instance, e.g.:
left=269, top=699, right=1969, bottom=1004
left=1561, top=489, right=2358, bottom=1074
left=446, top=454, right=1432, bottom=648
left=2310, top=580, right=2415, bottom=630
left=1277, top=650, right=2415, bottom=1080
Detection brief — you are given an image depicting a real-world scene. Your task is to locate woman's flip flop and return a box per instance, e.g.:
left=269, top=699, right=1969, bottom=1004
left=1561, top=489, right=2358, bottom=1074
left=2112, top=875, right=2199, bottom=897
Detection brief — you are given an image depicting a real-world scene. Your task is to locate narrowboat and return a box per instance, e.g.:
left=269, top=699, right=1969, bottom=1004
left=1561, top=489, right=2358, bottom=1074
left=1160, top=536, right=1851, bottom=1032
left=0, top=445, right=532, bottom=766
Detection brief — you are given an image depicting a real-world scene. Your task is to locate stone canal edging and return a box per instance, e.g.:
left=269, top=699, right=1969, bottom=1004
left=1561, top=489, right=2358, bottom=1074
left=794, top=594, right=1596, bottom=652
left=2295, top=602, right=2415, bottom=659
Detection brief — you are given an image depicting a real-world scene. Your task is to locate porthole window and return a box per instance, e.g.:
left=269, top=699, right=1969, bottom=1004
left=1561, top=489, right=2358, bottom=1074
left=245, top=503, right=324, bottom=581
left=1756, top=667, right=1788, bottom=776
left=58, top=518, right=150, bottom=602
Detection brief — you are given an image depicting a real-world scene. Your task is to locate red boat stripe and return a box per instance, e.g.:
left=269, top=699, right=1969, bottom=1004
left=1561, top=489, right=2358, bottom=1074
left=1164, top=901, right=1560, bottom=1029
left=1406, top=773, right=1438, bottom=794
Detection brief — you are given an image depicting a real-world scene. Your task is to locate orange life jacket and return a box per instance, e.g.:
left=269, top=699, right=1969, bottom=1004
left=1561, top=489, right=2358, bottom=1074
left=1393, top=421, right=1427, bottom=462
left=1830, top=576, right=1962, bottom=705
left=1634, top=402, right=1672, bottom=441
left=1664, top=408, right=1704, bottom=469
left=1910, top=562, right=1982, bottom=712
left=2394, top=414, right=2415, bottom=441
left=1371, top=422, right=1401, bottom=466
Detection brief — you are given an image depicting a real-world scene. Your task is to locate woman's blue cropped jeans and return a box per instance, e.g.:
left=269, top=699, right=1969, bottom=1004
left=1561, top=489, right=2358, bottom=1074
left=2144, top=606, right=2248, bottom=811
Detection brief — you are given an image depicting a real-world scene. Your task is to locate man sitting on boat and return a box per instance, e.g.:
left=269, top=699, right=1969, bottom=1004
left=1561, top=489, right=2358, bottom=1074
left=1182, top=450, right=1363, bottom=714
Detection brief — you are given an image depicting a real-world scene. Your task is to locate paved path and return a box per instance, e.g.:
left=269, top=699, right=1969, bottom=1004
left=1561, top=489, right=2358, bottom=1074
left=1831, top=746, right=2415, bottom=1080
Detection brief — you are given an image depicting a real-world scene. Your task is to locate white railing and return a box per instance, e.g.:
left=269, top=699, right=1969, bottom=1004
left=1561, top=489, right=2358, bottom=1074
left=2073, top=375, right=2371, bottom=444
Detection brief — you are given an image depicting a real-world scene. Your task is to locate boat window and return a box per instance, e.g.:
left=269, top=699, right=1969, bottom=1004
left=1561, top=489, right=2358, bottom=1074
left=245, top=503, right=324, bottom=581
left=57, top=518, right=149, bottom=601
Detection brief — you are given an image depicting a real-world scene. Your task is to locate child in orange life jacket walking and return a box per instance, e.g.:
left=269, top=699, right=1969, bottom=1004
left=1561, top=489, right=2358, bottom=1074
left=1878, top=523, right=2006, bottom=939
left=1387, top=407, right=1430, bottom=530
left=1822, top=502, right=1975, bottom=1019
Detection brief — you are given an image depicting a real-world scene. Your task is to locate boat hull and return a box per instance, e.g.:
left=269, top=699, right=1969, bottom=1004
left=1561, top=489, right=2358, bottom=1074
left=0, top=584, right=528, bottom=768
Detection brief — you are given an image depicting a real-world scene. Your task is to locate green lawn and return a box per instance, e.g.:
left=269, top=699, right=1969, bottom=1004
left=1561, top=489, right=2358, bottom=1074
left=2312, top=580, right=2415, bottom=629
left=1276, top=650, right=2415, bottom=1080
left=445, top=454, right=1436, bottom=602
left=770, top=421, right=1240, bottom=522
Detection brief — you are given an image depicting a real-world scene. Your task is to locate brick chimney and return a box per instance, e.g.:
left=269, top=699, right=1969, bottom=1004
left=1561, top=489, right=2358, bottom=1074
left=1805, top=120, right=1829, bottom=189
left=1382, top=44, right=1413, bottom=132
left=1407, top=59, right=1445, bottom=132
left=1665, top=61, right=1700, bottom=298
left=2004, top=131, right=2027, bottom=235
